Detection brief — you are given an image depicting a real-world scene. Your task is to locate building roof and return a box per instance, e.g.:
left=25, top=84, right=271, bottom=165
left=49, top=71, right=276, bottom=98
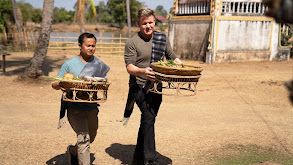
left=155, top=15, right=168, bottom=23
left=179, top=0, right=210, bottom=3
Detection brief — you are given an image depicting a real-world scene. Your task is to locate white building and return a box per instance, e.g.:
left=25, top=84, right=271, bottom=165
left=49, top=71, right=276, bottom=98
left=169, top=0, right=291, bottom=63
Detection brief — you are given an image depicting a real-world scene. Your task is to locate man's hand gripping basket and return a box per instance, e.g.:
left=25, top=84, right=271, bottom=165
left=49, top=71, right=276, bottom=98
left=150, top=62, right=203, bottom=96
left=61, top=80, right=111, bottom=103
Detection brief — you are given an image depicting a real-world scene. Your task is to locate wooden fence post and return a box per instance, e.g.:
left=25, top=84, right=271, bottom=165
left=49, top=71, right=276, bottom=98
left=100, top=32, right=102, bottom=55
left=20, top=31, right=127, bottom=54
left=29, top=31, right=33, bottom=44
left=48, top=32, right=51, bottom=49
left=3, top=28, right=7, bottom=43
left=13, top=33, right=17, bottom=46
left=120, top=34, right=122, bottom=56
left=56, top=32, right=59, bottom=47
left=23, top=29, right=28, bottom=51
left=0, top=33, right=3, bottom=43
left=111, top=33, right=114, bottom=54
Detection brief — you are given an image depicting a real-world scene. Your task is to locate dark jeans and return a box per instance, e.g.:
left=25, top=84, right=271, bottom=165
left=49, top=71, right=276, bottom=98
left=124, top=88, right=136, bottom=118
left=131, top=84, right=162, bottom=163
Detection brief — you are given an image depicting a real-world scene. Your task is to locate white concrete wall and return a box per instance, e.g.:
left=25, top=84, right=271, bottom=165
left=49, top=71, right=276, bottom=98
left=270, top=21, right=280, bottom=60
left=169, top=19, right=175, bottom=49
left=217, top=20, right=272, bottom=51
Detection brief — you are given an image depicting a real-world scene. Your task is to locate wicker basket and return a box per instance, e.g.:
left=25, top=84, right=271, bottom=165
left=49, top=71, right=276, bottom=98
left=61, top=80, right=110, bottom=90
left=151, top=62, right=203, bottom=76
left=149, top=71, right=201, bottom=96
left=60, top=80, right=111, bottom=103
left=153, top=71, right=201, bottom=82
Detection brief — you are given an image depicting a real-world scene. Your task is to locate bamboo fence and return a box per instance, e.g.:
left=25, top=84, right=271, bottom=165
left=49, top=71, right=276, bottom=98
left=0, top=31, right=128, bottom=55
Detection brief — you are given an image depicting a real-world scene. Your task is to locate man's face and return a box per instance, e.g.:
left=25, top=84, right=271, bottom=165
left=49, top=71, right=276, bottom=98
left=138, top=15, right=155, bottom=39
left=79, top=37, right=96, bottom=56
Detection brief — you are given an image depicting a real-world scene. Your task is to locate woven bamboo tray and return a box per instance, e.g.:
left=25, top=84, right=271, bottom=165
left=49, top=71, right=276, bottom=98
left=151, top=62, right=203, bottom=76
left=149, top=71, right=201, bottom=96
left=61, top=80, right=110, bottom=90
left=60, top=80, right=111, bottom=103
left=153, top=71, right=201, bottom=82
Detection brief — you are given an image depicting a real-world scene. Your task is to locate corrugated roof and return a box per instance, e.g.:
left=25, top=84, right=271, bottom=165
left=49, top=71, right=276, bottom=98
left=155, top=15, right=168, bottom=22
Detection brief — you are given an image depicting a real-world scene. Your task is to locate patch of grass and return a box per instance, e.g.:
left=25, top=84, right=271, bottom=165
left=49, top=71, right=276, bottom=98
left=61, top=43, right=67, bottom=47
left=41, top=76, right=60, bottom=82
left=104, top=29, right=115, bottom=32
left=211, top=144, right=293, bottom=165
left=15, top=76, right=59, bottom=86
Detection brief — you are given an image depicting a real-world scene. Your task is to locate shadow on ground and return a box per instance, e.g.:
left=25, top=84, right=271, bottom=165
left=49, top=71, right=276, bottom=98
left=46, top=152, right=95, bottom=165
left=105, top=143, right=172, bottom=165
left=1, top=55, right=66, bottom=77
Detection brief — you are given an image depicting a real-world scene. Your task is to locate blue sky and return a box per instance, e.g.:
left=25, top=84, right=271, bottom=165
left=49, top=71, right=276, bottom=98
left=16, top=0, right=173, bottom=12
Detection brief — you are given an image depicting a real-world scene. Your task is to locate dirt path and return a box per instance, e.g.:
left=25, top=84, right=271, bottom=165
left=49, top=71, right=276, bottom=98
left=0, top=50, right=293, bottom=165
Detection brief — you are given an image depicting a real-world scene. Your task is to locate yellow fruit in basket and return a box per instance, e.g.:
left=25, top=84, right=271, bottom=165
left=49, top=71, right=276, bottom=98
left=63, top=73, right=74, bottom=80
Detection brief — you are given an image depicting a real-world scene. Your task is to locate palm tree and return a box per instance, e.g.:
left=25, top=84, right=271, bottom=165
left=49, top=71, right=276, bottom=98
left=11, top=0, right=25, bottom=48
left=126, top=0, right=131, bottom=37
left=74, top=0, right=96, bottom=33
left=20, top=0, right=54, bottom=79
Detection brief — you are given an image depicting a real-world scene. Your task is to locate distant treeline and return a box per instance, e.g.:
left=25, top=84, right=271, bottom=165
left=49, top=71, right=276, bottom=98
left=0, top=0, right=172, bottom=33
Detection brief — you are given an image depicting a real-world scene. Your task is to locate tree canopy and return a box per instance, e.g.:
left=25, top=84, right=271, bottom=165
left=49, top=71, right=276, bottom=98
left=107, top=0, right=144, bottom=29
left=129, top=0, right=144, bottom=25
left=53, top=7, right=74, bottom=23
left=155, top=5, right=167, bottom=18
left=0, top=0, right=45, bottom=32
left=17, top=1, right=34, bottom=25
left=0, top=0, right=169, bottom=33
left=96, top=1, right=112, bottom=23
left=107, top=0, right=126, bottom=29
left=0, top=0, right=13, bottom=32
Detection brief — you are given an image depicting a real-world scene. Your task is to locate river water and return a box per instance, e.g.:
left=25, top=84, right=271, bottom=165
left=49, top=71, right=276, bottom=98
left=50, top=32, right=128, bottom=43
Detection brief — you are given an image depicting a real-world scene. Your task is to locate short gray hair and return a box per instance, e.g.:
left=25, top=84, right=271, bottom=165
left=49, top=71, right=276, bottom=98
left=137, top=8, right=155, bottom=20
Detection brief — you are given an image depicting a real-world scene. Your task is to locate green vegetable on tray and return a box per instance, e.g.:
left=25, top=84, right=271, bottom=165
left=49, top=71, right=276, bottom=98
left=167, top=59, right=176, bottom=66
left=158, top=60, right=166, bottom=66
left=74, top=76, right=82, bottom=80
left=158, top=59, right=178, bottom=67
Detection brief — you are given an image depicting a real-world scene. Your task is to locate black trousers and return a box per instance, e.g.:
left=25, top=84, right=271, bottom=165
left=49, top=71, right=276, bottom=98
left=131, top=84, right=162, bottom=163
left=124, top=87, right=136, bottom=118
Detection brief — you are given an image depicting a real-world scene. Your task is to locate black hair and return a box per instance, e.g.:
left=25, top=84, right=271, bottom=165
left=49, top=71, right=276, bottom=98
left=78, top=33, right=97, bottom=45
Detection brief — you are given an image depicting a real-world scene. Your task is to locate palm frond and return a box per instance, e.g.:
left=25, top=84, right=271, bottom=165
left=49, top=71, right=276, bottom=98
left=88, top=0, right=96, bottom=19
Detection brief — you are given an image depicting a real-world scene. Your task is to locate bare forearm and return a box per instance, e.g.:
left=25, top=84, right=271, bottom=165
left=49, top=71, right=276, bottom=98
left=126, top=64, right=156, bottom=81
left=126, top=64, right=146, bottom=77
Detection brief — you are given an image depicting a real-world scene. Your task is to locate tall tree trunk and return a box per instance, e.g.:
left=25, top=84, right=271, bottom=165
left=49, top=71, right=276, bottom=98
left=20, top=0, right=54, bottom=79
left=126, top=0, right=131, bottom=37
left=75, top=0, right=85, bottom=33
left=79, top=0, right=85, bottom=33
left=11, top=0, right=25, bottom=48
left=11, top=0, right=22, bottom=34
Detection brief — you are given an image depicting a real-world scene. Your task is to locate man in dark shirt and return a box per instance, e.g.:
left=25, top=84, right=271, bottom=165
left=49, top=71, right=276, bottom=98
left=124, top=8, right=182, bottom=165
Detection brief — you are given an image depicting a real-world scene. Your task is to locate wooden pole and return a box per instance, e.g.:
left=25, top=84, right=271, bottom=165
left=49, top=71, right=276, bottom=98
left=29, top=31, right=32, bottom=44
left=2, top=54, right=6, bottom=72
left=57, top=32, right=59, bottom=47
left=0, top=33, right=2, bottom=43
left=3, top=28, right=7, bottom=43
left=120, top=33, right=122, bottom=55
left=126, top=0, right=131, bottom=37
left=100, top=31, right=102, bottom=55
left=23, top=28, right=28, bottom=51
left=112, top=33, right=114, bottom=54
